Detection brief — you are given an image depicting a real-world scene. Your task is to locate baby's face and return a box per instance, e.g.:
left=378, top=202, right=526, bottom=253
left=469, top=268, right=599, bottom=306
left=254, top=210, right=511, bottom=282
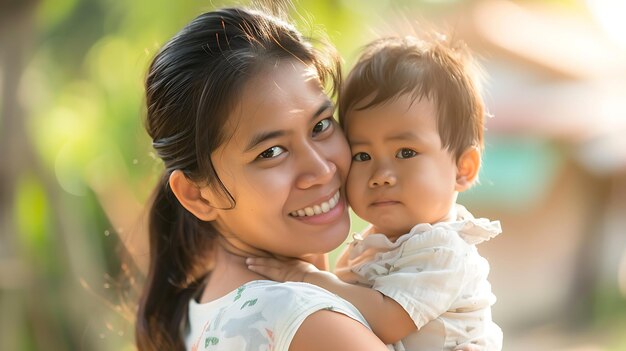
left=344, top=94, right=459, bottom=237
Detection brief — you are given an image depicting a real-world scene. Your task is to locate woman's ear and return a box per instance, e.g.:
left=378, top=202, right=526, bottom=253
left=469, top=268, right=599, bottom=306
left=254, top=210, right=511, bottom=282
left=455, top=147, right=481, bottom=192
left=169, top=170, right=218, bottom=221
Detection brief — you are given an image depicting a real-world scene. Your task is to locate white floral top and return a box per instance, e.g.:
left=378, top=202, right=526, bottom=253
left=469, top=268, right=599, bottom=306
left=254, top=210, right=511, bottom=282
left=336, top=205, right=503, bottom=351
left=185, top=280, right=369, bottom=351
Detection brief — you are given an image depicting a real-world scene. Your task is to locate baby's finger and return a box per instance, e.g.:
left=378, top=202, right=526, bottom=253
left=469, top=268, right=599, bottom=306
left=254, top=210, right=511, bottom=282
left=454, top=345, right=480, bottom=351
left=246, top=257, right=283, bottom=268
left=247, top=264, right=286, bottom=281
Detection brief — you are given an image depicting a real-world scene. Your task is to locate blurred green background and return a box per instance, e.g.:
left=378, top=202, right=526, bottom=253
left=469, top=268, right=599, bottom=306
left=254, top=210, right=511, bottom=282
left=2, top=0, right=626, bottom=350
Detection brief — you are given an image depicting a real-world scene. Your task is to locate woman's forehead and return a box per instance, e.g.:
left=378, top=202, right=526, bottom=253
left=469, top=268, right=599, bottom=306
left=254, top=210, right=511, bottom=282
left=222, top=60, right=328, bottom=139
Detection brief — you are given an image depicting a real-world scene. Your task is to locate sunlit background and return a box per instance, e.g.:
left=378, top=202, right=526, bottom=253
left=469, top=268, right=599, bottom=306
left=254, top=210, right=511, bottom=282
left=1, top=0, right=625, bottom=350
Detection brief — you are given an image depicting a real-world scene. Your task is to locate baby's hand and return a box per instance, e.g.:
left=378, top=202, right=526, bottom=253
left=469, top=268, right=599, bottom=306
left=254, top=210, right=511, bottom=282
left=454, top=345, right=481, bottom=351
left=246, top=257, right=319, bottom=282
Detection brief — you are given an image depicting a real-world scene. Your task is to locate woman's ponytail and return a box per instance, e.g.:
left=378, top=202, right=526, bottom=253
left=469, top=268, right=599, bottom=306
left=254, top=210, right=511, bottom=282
left=136, top=175, right=214, bottom=350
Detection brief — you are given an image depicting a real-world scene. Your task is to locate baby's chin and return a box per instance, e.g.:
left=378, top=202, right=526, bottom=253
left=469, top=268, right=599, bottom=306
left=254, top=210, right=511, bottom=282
left=370, top=224, right=414, bottom=241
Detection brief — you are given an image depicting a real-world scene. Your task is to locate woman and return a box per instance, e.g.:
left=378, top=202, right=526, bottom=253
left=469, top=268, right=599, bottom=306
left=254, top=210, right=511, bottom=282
left=135, top=5, right=388, bottom=351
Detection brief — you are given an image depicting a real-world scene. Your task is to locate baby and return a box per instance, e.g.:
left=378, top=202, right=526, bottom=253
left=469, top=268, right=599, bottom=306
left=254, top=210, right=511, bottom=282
left=248, top=35, right=502, bottom=350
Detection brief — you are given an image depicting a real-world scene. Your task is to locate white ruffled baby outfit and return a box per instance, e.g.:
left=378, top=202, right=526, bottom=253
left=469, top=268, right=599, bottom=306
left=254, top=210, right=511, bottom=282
left=335, top=205, right=503, bottom=350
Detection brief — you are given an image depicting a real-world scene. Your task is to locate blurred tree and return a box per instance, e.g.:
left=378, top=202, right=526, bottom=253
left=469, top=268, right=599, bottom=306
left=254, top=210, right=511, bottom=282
left=1, top=1, right=49, bottom=350
left=0, top=0, right=375, bottom=349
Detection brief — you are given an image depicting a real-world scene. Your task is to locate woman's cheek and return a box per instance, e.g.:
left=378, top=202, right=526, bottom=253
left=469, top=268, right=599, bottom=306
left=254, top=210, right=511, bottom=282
left=330, top=133, right=351, bottom=179
left=345, top=170, right=361, bottom=209
left=255, top=167, right=293, bottom=195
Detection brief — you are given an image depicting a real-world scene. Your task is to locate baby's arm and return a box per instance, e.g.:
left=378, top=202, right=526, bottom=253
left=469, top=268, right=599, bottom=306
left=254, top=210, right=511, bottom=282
left=246, top=257, right=416, bottom=344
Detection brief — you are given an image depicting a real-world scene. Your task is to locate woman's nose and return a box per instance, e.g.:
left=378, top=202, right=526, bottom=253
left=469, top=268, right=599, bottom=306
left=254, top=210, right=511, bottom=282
left=368, top=166, right=397, bottom=188
left=295, top=144, right=336, bottom=189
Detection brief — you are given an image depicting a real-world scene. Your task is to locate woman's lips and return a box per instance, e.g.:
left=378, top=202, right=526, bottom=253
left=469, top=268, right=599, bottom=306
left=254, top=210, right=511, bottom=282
left=289, top=193, right=346, bottom=225
left=289, top=191, right=340, bottom=217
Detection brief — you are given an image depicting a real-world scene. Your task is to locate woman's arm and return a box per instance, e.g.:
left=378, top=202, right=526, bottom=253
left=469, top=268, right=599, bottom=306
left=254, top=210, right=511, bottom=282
left=290, top=309, right=389, bottom=351
left=299, top=269, right=415, bottom=344
left=247, top=258, right=416, bottom=344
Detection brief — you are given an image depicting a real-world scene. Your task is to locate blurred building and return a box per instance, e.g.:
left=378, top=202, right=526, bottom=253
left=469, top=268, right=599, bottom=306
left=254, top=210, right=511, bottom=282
left=441, top=1, right=626, bottom=349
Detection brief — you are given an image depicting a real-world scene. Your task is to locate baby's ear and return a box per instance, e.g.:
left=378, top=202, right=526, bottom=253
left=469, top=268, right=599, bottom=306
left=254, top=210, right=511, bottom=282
left=169, top=170, right=218, bottom=221
left=455, top=147, right=481, bottom=192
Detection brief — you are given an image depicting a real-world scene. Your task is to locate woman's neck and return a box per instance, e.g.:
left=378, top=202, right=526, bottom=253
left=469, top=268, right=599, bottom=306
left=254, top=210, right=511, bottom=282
left=199, top=237, right=269, bottom=303
left=217, top=234, right=273, bottom=259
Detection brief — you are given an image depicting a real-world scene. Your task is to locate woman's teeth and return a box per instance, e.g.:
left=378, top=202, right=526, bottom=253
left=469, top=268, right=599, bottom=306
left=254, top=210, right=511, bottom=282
left=290, top=191, right=340, bottom=217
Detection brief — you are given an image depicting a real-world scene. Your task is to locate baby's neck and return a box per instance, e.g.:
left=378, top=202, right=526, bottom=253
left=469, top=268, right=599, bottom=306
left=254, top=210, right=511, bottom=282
left=438, top=205, right=458, bottom=223
left=370, top=204, right=459, bottom=241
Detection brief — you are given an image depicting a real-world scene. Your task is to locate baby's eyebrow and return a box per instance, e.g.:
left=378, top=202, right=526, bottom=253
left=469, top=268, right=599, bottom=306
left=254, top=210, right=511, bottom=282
left=386, top=131, right=421, bottom=142
left=349, top=131, right=422, bottom=147
left=348, top=139, right=369, bottom=147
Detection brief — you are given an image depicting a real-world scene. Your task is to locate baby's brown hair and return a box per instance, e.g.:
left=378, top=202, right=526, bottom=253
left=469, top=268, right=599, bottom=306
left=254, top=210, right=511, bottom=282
left=339, top=35, right=485, bottom=161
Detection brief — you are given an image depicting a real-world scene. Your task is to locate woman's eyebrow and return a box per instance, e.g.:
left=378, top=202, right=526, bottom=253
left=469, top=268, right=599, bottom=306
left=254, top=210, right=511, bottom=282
left=244, top=100, right=334, bottom=152
left=311, top=100, right=334, bottom=121
left=244, top=130, right=286, bottom=152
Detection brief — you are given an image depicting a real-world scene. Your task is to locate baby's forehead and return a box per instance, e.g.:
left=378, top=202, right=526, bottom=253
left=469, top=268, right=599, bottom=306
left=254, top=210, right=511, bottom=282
left=344, top=93, right=438, bottom=121
left=344, top=89, right=439, bottom=115
left=344, top=95, right=440, bottom=141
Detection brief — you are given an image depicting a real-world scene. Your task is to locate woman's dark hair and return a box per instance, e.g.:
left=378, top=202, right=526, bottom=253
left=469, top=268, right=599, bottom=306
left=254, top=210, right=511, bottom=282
left=137, top=7, right=340, bottom=350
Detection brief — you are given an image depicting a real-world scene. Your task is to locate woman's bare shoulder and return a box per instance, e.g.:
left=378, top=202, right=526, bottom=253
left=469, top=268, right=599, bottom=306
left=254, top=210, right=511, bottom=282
left=289, top=309, right=388, bottom=351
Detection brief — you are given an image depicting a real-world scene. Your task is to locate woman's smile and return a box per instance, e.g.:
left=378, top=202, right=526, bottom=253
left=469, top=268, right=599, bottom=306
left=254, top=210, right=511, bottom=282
left=289, top=190, right=340, bottom=217
left=288, top=190, right=345, bottom=225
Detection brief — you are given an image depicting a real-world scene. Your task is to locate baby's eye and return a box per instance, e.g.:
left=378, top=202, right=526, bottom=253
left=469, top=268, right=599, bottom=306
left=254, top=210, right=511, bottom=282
left=312, top=118, right=333, bottom=136
left=352, top=152, right=371, bottom=162
left=257, top=146, right=286, bottom=159
left=396, top=148, right=418, bottom=159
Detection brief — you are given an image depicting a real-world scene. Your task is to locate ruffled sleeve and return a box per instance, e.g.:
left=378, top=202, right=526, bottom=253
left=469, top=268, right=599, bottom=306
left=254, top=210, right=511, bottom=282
left=368, top=227, right=471, bottom=329
left=338, top=205, right=501, bottom=330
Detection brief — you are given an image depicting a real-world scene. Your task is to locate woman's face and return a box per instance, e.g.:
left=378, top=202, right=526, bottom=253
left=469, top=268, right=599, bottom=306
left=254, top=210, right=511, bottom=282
left=203, top=60, right=351, bottom=258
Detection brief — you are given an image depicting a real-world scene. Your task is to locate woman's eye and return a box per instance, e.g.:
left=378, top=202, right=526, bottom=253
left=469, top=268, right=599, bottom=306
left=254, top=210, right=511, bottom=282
left=352, top=152, right=371, bottom=162
left=312, top=118, right=333, bottom=136
left=257, top=146, right=286, bottom=159
left=396, top=148, right=418, bottom=159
